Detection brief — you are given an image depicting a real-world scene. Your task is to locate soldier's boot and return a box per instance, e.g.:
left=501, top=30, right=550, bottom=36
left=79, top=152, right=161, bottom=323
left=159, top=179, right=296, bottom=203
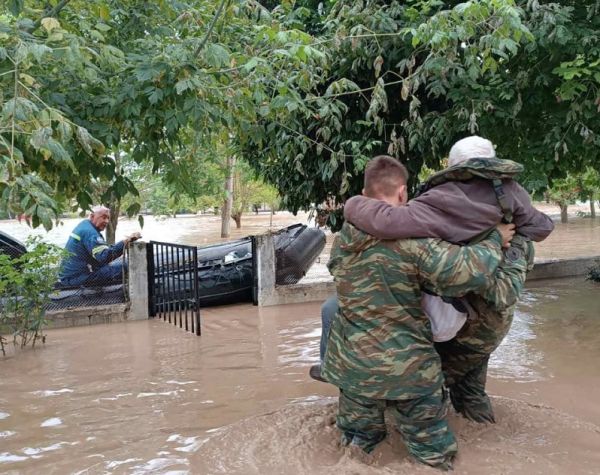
left=448, top=359, right=495, bottom=424
left=392, top=388, right=458, bottom=471
left=309, top=364, right=327, bottom=383
left=340, top=431, right=386, bottom=454
left=337, top=390, right=387, bottom=454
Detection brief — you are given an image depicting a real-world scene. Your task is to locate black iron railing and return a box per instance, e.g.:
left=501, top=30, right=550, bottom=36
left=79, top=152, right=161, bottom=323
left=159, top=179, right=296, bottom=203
left=148, top=241, right=201, bottom=336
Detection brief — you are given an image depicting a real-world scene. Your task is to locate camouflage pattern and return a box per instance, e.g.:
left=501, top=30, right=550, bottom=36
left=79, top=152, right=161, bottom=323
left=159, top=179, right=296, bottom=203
left=321, top=222, right=505, bottom=400
left=436, top=234, right=534, bottom=423
left=415, top=157, right=536, bottom=423
left=338, top=388, right=457, bottom=470
left=417, top=157, right=524, bottom=196
left=322, top=223, right=511, bottom=465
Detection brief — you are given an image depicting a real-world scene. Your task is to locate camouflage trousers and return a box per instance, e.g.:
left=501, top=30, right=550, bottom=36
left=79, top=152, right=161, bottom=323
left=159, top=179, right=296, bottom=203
left=434, top=235, right=532, bottom=423
left=337, top=388, right=457, bottom=470
left=434, top=302, right=515, bottom=423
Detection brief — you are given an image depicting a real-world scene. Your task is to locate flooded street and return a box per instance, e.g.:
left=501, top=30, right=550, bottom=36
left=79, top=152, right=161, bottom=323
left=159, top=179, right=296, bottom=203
left=1, top=278, right=599, bottom=474
left=2, top=203, right=600, bottom=262
left=1, top=205, right=599, bottom=473
left=0, top=212, right=315, bottom=249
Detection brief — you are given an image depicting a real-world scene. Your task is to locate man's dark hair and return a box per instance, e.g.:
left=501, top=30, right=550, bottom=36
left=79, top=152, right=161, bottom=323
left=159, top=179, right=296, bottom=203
left=363, top=155, right=409, bottom=198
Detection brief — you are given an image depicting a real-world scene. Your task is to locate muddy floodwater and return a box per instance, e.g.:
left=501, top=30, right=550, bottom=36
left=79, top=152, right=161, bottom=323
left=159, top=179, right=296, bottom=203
left=2, top=205, right=600, bottom=261
left=1, top=277, right=599, bottom=474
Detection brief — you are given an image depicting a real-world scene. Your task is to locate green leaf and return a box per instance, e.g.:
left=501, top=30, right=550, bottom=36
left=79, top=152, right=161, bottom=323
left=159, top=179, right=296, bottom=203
left=175, top=79, right=192, bottom=94
left=29, top=44, right=52, bottom=62
left=95, top=22, right=111, bottom=32
left=8, top=0, right=24, bottom=16
left=126, top=202, right=141, bottom=216
left=244, top=57, right=259, bottom=73
left=30, top=127, right=52, bottom=150
left=205, top=44, right=230, bottom=68
left=46, top=139, right=74, bottom=169
left=258, top=104, right=270, bottom=117
left=41, top=17, right=60, bottom=32
left=76, top=127, right=105, bottom=156
left=57, top=121, right=72, bottom=141
left=90, top=30, right=105, bottom=42
left=147, top=88, right=163, bottom=104
left=3, top=98, right=39, bottom=121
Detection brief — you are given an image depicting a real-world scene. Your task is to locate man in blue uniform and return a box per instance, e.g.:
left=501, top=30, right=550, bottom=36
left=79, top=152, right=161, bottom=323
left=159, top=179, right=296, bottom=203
left=59, top=206, right=141, bottom=287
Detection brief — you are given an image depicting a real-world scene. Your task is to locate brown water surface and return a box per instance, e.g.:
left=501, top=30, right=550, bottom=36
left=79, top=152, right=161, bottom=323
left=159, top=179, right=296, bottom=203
left=1, top=278, right=599, bottom=474
left=2, top=206, right=599, bottom=262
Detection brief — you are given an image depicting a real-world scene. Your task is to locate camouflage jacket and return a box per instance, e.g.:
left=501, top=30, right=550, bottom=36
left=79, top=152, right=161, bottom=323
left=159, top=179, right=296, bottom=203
left=321, top=223, right=505, bottom=400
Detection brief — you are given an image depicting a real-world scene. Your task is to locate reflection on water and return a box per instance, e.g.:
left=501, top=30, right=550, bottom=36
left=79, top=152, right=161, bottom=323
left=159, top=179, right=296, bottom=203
left=0, top=278, right=599, bottom=473
left=490, top=307, right=546, bottom=382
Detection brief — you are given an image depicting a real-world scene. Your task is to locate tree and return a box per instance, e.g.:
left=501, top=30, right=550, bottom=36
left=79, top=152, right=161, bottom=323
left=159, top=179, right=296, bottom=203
left=578, top=166, right=600, bottom=218
left=0, top=0, right=283, bottom=231
left=231, top=159, right=279, bottom=229
left=240, top=1, right=600, bottom=229
left=548, top=173, right=580, bottom=223
left=1, top=3, right=108, bottom=229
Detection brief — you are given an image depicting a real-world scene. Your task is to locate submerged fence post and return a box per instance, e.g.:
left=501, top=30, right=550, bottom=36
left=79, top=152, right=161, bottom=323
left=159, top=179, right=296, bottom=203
left=128, top=241, right=149, bottom=320
left=253, top=233, right=276, bottom=306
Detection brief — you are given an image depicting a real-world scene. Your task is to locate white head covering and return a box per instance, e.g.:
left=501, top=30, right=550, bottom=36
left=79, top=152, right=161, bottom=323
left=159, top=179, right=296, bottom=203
left=448, top=136, right=496, bottom=167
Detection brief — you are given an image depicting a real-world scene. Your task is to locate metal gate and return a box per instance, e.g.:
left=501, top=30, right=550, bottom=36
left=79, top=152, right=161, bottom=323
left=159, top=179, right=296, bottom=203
left=147, top=241, right=201, bottom=335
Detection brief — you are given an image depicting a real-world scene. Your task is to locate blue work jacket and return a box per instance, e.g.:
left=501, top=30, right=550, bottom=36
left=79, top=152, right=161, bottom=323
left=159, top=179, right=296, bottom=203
left=59, top=219, right=124, bottom=283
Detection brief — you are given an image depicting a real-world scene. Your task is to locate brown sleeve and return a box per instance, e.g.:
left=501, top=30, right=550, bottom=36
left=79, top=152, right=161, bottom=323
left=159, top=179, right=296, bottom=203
left=505, top=181, right=555, bottom=242
left=343, top=195, right=441, bottom=240
left=343, top=185, right=503, bottom=243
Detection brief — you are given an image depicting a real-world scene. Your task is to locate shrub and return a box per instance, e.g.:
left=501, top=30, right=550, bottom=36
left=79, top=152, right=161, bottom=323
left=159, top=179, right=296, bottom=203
left=0, top=238, right=65, bottom=355
left=587, top=265, right=600, bottom=283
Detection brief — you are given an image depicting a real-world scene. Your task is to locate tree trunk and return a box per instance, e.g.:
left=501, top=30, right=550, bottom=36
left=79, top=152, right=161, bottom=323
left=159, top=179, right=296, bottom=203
left=560, top=203, right=568, bottom=223
left=232, top=212, right=242, bottom=229
left=221, top=155, right=235, bottom=238
left=590, top=193, right=596, bottom=219
left=105, top=146, right=121, bottom=245
left=106, top=203, right=119, bottom=244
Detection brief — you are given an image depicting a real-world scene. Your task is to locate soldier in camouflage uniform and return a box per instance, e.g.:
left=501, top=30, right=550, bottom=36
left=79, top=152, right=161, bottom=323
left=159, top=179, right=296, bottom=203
left=340, top=137, right=553, bottom=424
left=322, top=156, right=525, bottom=470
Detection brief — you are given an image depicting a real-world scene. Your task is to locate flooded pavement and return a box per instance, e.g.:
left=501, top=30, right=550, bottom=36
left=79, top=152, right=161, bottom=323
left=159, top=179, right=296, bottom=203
left=1, top=277, right=599, bottom=474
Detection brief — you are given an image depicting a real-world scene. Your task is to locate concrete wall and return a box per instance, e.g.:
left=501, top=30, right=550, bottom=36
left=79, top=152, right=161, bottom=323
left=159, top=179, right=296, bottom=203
left=254, top=230, right=600, bottom=306
left=127, top=241, right=149, bottom=321
left=254, top=232, right=338, bottom=306
left=527, top=255, right=600, bottom=281
left=43, top=241, right=151, bottom=329
left=45, top=304, right=129, bottom=329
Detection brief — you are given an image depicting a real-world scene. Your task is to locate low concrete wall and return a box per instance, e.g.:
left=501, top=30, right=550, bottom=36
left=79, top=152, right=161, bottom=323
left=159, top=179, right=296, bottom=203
left=255, top=251, right=600, bottom=306
left=45, top=303, right=129, bottom=329
left=527, top=255, right=600, bottom=281
left=42, top=242, right=150, bottom=329
left=253, top=231, right=336, bottom=306
left=267, top=281, right=337, bottom=306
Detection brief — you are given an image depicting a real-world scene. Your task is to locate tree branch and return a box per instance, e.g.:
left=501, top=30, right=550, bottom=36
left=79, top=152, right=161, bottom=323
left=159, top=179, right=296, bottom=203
left=31, top=0, right=73, bottom=33
left=194, top=0, right=227, bottom=58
